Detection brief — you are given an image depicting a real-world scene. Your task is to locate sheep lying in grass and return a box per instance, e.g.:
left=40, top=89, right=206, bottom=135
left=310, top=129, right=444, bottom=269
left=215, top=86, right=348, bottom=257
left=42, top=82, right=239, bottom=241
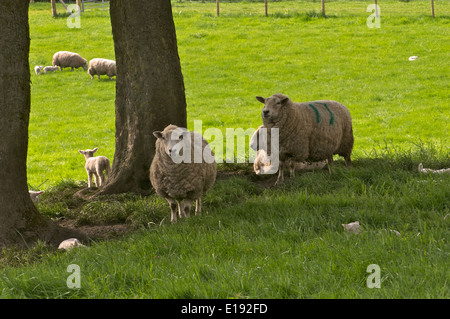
left=150, top=124, right=217, bottom=223
left=256, top=94, right=354, bottom=185
left=418, top=163, right=450, bottom=175
left=88, top=58, right=116, bottom=80
left=250, top=125, right=328, bottom=175
left=78, top=147, right=111, bottom=188
left=52, top=51, right=88, bottom=71
left=29, top=190, right=45, bottom=204
left=34, top=65, right=43, bottom=75
left=43, top=66, right=59, bottom=74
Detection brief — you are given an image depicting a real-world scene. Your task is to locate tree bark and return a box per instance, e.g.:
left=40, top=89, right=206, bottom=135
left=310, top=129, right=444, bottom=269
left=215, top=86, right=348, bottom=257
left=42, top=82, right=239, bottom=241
left=0, top=0, right=85, bottom=248
left=98, top=0, right=187, bottom=195
left=51, top=0, right=57, bottom=16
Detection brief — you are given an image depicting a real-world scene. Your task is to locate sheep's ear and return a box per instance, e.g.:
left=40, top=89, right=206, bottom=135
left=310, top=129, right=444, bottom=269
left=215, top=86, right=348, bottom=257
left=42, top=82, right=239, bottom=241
left=256, top=96, right=266, bottom=104
left=78, top=150, right=85, bottom=154
left=92, top=147, right=98, bottom=153
left=280, top=96, right=289, bottom=105
left=153, top=131, right=163, bottom=139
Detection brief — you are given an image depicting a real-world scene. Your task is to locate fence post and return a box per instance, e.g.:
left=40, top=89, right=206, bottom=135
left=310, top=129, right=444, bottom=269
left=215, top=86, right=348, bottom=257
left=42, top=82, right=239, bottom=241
left=322, top=0, right=325, bottom=16
left=375, top=0, right=379, bottom=17
left=216, top=0, right=219, bottom=17
left=265, top=0, right=268, bottom=16
left=431, top=0, right=435, bottom=18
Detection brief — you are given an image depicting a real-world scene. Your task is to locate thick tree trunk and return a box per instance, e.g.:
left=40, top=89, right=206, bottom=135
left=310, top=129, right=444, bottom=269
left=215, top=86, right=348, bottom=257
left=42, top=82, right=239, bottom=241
left=98, top=0, right=187, bottom=195
left=0, top=0, right=85, bottom=248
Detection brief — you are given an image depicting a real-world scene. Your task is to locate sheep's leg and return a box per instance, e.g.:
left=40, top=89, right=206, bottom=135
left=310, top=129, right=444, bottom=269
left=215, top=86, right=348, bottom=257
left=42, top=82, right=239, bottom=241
left=97, top=75, right=100, bottom=80
left=87, top=171, right=93, bottom=188
left=275, top=162, right=284, bottom=186
left=183, top=200, right=192, bottom=218
left=344, top=156, right=352, bottom=168
left=93, top=173, right=100, bottom=188
left=177, top=201, right=185, bottom=219
left=195, top=198, right=201, bottom=216
left=166, top=198, right=178, bottom=223
left=289, top=159, right=295, bottom=178
left=98, top=170, right=105, bottom=187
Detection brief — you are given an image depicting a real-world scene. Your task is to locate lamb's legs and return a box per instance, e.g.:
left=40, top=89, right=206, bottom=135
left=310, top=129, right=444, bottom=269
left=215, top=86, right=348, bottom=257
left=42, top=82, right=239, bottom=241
left=87, top=172, right=94, bottom=188
left=183, top=200, right=192, bottom=218
left=166, top=198, right=178, bottom=223
left=275, top=162, right=285, bottom=186
left=195, top=199, right=201, bottom=216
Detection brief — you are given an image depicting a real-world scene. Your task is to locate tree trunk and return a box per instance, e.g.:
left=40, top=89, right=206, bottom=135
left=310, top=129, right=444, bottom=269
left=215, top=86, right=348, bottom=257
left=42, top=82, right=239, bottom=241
left=0, top=0, right=85, bottom=248
left=51, top=0, right=57, bottom=16
left=98, top=0, right=187, bottom=195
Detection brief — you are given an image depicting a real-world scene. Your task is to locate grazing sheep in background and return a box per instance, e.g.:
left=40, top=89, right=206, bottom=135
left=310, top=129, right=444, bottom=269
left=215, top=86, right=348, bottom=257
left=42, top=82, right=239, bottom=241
left=52, top=51, right=88, bottom=71
left=88, top=58, right=116, bottom=80
left=250, top=125, right=329, bottom=175
left=150, top=124, right=217, bottom=223
left=256, top=94, right=354, bottom=185
left=43, top=66, right=59, bottom=74
left=58, top=238, right=85, bottom=250
left=418, top=163, right=450, bottom=175
left=29, top=190, right=45, bottom=204
left=342, top=221, right=362, bottom=234
left=34, top=65, right=43, bottom=75
left=78, top=147, right=111, bottom=188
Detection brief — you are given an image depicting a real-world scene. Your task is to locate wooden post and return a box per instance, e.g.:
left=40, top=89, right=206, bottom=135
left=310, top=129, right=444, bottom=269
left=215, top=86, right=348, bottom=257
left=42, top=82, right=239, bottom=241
left=431, top=0, right=435, bottom=18
left=76, top=0, right=82, bottom=14
left=375, top=0, right=379, bottom=17
left=265, top=0, right=268, bottom=17
left=51, top=0, right=57, bottom=16
left=321, top=0, right=325, bottom=16
left=216, top=0, right=219, bottom=17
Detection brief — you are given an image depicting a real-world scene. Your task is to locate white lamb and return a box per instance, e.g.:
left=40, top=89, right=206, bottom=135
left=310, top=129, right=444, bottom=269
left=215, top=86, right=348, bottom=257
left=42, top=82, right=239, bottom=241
left=43, top=65, right=59, bottom=74
left=418, top=163, right=450, bottom=175
left=78, top=147, right=111, bottom=188
left=34, top=65, right=44, bottom=75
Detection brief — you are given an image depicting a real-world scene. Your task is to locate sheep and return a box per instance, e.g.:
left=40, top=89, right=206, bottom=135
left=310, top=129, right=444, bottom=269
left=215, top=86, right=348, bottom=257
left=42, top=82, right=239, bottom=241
left=87, top=58, right=116, bottom=80
left=43, top=66, right=59, bottom=74
left=150, top=124, right=217, bottom=223
left=29, top=190, right=45, bottom=204
left=418, top=163, right=450, bottom=174
left=250, top=125, right=329, bottom=175
left=78, top=147, right=111, bottom=188
left=34, top=65, right=43, bottom=75
left=52, top=51, right=88, bottom=71
left=256, top=94, right=354, bottom=185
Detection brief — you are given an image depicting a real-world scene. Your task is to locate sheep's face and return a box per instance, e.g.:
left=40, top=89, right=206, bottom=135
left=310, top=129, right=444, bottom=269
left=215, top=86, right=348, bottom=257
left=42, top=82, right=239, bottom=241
left=79, top=147, right=98, bottom=159
left=154, top=127, right=191, bottom=163
left=256, top=94, right=289, bottom=126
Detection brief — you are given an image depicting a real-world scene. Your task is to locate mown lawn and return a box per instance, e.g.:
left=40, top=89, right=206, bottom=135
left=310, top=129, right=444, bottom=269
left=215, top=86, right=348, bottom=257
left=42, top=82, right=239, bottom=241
left=0, top=0, right=448, bottom=299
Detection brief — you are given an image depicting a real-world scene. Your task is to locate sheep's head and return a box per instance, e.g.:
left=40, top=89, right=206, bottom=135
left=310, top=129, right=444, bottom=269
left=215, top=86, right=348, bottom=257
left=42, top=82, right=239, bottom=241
left=79, top=147, right=98, bottom=159
left=256, top=94, right=290, bottom=127
left=82, top=60, right=88, bottom=71
left=153, top=125, right=191, bottom=163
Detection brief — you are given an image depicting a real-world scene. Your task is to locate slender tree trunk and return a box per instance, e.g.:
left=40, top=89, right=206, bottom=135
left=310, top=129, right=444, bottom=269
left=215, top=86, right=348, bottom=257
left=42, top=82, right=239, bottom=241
left=51, top=0, right=57, bottom=16
left=322, top=0, right=325, bottom=16
left=0, top=0, right=84, bottom=248
left=98, top=0, right=187, bottom=195
left=431, top=0, right=435, bottom=18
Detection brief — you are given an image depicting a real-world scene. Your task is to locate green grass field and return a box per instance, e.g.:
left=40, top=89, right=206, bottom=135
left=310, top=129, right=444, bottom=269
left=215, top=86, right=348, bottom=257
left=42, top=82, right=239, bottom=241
left=1, top=0, right=449, bottom=299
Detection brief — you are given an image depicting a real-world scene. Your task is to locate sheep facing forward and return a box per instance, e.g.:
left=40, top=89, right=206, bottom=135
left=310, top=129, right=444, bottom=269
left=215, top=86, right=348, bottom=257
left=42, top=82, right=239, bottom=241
left=150, top=124, right=217, bottom=223
left=52, top=51, right=88, bottom=71
left=88, top=58, right=116, bottom=80
left=256, top=94, right=354, bottom=185
left=34, top=65, right=44, bottom=75
left=78, top=147, right=111, bottom=188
